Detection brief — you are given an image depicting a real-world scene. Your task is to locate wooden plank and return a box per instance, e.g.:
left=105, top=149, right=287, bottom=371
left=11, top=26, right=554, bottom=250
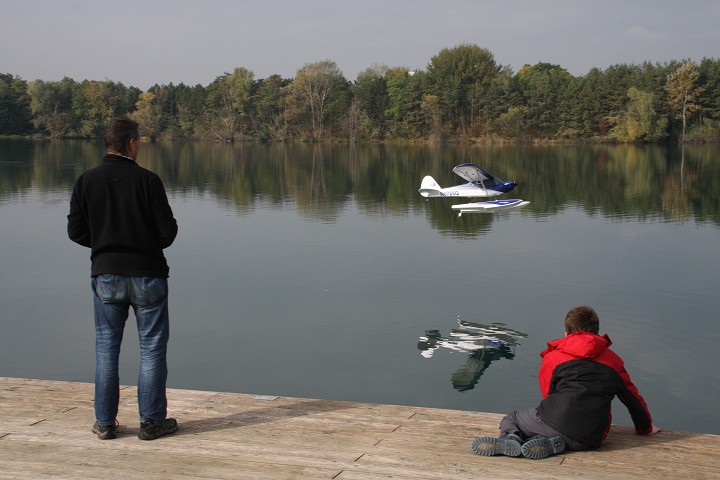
left=1, top=377, right=719, bottom=480
left=0, top=444, right=339, bottom=479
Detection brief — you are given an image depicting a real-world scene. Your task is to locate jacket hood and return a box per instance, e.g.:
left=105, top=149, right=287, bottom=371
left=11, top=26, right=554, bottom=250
left=541, top=332, right=612, bottom=359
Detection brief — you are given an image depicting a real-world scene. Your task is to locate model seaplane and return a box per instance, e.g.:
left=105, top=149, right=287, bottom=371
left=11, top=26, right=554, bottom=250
left=419, top=163, right=529, bottom=216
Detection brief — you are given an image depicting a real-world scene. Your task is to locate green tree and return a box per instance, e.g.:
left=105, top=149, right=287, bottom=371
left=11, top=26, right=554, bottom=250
left=598, top=64, right=640, bottom=121
left=426, top=44, right=500, bottom=136
left=666, top=60, right=704, bottom=141
left=0, top=73, right=32, bottom=134
left=323, top=75, right=352, bottom=138
left=556, top=75, right=587, bottom=138
left=516, top=63, right=572, bottom=137
left=473, top=66, right=514, bottom=136
left=384, top=68, right=428, bottom=139
left=351, top=65, right=389, bottom=140
left=698, top=58, right=720, bottom=120
left=27, top=77, right=76, bottom=137
left=251, top=74, right=291, bottom=141
left=143, top=84, right=180, bottom=138
left=226, top=67, right=255, bottom=139
left=384, top=68, right=411, bottom=137
left=691, top=58, right=720, bottom=140
left=174, top=83, right=207, bottom=139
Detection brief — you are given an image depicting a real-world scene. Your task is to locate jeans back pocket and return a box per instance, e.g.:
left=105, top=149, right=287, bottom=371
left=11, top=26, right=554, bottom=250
left=130, top=276, right=167, bottom=307
left=93, top=274, right=124, bottom=303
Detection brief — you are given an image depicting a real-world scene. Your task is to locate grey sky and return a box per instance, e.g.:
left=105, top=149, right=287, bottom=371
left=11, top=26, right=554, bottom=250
left=2, top=0, right=719, bottom=90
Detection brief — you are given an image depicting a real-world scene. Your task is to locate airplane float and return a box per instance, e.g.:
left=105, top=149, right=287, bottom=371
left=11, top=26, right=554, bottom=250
left=419, top=163, right=529, bottom=216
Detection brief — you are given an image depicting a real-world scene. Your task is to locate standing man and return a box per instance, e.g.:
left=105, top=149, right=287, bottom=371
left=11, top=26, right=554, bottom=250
left=68, top=118, right=179, bottom=441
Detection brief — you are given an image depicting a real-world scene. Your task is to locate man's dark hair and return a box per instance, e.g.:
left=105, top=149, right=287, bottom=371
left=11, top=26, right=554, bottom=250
left=565, top=305, right=600, bottom=334
left=104, top=118, right=139, bottom=155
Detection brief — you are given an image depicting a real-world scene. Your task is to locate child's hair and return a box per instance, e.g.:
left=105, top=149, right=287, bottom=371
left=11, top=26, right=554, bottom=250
left=565, top=306, right=599, bottom=334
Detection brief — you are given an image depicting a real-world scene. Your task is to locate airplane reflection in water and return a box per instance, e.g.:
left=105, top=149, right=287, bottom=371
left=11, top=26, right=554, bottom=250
left=417, top=317, right=528, bottom=392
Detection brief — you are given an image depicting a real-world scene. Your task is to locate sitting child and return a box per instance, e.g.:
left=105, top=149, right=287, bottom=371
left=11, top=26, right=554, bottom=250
left=472, top=305, right=660, bottom=459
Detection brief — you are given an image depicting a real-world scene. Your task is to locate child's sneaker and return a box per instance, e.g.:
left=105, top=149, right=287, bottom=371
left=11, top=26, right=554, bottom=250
left=471, top=435, right=522, bottom=457
left=91, top=421, right=118, bottom=440
left=138, top=418, right=178, bottom=440
left=521, top=435, right=565, bottom=459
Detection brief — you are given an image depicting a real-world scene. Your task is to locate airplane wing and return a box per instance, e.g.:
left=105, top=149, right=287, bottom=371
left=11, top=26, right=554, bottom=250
left=452, top=163, right=498, bottom=184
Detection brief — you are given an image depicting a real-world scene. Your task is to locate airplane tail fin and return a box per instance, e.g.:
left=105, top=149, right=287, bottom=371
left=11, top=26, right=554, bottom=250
left=419, top=175, right=442, bottom=197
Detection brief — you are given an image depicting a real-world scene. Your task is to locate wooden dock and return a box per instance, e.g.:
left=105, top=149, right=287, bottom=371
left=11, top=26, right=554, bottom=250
left=1, top=377, right=717, bottom=479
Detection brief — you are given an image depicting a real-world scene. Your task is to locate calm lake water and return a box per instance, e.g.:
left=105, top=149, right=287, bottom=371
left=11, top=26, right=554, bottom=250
left=1, top=139, right=719, bottom=435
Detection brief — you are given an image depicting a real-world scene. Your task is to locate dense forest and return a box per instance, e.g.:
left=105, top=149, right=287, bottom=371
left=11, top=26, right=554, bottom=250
left=1, top=44, right=718, bottom=143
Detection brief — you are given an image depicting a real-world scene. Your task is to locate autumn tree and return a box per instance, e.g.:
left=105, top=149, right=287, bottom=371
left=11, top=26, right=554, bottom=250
left=74, top=80, right=136, bottom=137
left=205, top=67, right=254, bottom=141
left=610, top=87, right=667, bottom=141
left=666, top=60, right=705, bottom=141
left=420, top=94, right=442, bottom=140
left=291, top=60, right=346, bottom=140
left=143, top=84, right=181, bottom=138
left=493, top=106, right=530, bottom=140
left=130, top=91, right=162, bottom=140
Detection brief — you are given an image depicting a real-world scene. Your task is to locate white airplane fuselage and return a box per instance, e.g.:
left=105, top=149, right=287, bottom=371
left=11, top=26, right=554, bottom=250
left=419, top=175, right=517, bottom=198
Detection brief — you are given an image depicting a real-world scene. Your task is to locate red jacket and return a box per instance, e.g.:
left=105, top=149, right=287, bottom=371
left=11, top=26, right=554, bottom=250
left=537, top=332, right=653, bottom=448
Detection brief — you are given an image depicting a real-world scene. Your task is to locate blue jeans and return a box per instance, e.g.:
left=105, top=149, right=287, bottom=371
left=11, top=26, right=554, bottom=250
left=92, top=274, right=169, bottom=426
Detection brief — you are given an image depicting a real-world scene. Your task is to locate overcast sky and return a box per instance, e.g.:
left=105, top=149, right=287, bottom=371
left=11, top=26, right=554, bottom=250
left=2, top=0, right=719, bottom=90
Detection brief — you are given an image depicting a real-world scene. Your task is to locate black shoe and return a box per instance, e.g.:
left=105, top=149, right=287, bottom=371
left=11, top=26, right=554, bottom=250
left=138, top=418, right=178, bottom=440
left=92, top=421, right=118, bottom=440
